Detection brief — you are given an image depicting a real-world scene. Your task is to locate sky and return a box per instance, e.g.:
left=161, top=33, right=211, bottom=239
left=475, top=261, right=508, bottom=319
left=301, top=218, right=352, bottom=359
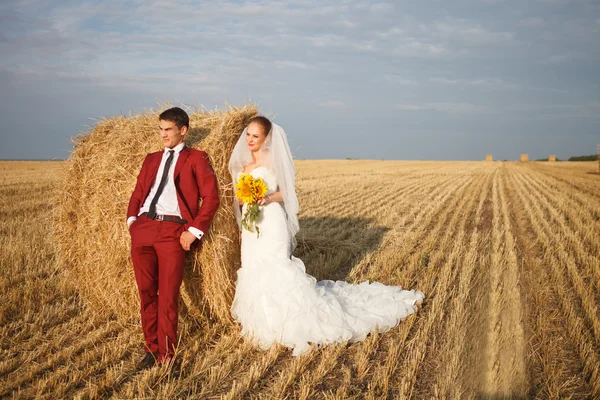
left=1, top=0, right=599, bottom=161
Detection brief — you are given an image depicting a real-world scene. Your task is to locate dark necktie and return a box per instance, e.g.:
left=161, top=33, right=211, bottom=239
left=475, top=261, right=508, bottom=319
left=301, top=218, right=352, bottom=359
left=147, top=150, right=175, bottom=219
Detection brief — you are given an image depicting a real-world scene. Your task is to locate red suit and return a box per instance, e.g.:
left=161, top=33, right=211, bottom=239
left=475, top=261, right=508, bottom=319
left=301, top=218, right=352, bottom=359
left=127, top=145, right=219, bottom=360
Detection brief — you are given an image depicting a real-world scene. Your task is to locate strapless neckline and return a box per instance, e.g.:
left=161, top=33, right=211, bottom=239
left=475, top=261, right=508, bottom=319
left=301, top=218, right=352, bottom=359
left=244, top=166, right=268, bottom=174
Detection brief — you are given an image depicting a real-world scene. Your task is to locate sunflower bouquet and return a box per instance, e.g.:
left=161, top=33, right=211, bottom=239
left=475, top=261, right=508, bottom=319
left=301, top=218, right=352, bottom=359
left=235, top=173, right=269, bottom=236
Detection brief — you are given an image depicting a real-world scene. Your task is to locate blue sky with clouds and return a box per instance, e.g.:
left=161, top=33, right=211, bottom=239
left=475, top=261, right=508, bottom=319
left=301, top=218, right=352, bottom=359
left=1, top=0, right=599, bottom=160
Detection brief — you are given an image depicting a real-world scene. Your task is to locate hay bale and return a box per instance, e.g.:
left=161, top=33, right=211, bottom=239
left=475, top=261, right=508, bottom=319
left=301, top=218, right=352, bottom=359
left=520, top=154, right=529, bottom=162
left=548, top=155, right=557, bottom=162
left=485, top=154, right=493, bottom=161
left=54, top=104, right=259, bottom=323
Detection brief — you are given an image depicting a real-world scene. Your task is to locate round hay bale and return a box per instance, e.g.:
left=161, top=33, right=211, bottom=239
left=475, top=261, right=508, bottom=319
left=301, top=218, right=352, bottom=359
left=54, top=104, right=259, bottom=323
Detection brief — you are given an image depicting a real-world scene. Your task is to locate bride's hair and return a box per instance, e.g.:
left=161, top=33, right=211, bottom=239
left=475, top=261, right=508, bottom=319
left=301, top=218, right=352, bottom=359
left=247, top=116, right=272, bottom=136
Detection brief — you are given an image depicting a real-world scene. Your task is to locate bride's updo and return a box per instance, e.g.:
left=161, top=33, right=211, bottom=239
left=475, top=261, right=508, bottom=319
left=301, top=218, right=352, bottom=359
left=247, top=116, right=272, bottom=136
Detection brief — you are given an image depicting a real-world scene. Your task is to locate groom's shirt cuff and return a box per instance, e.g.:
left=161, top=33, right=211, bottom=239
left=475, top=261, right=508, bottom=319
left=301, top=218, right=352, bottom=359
left=127, top=216, right=136, bottom=228
left=188, top=227, right=204, bottom=240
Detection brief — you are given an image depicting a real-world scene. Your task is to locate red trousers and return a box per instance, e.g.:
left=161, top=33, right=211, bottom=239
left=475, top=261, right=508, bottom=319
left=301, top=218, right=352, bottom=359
left=130, top=215, right=185, bottom=361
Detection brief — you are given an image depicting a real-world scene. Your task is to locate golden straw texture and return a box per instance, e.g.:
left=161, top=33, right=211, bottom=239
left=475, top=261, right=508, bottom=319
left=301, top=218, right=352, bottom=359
left=53, top=104, right=259, bottom=323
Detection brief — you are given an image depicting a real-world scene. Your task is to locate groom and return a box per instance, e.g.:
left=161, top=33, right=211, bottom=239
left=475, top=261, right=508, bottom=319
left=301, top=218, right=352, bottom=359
left=127, top=107, right=220, bottom=370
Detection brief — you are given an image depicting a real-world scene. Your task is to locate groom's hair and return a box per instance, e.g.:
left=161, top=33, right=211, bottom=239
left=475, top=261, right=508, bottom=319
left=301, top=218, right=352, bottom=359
left=159, top=107, right=189, bottom=129
left=247, top=116, right=272, bottom=136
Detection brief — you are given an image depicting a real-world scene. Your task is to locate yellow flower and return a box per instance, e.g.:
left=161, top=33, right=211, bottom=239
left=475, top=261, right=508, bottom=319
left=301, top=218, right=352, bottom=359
left=235, top=174, right=268, bottom=204
left=252, top=178, right=268, bottom=200
left=235, top=174, right=255, bottom=204
left=234, top=173, right=269, bottom=237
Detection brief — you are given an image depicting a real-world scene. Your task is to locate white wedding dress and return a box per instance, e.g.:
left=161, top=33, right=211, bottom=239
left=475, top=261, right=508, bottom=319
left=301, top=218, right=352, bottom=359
left=231, top=167, right=424, bottom=356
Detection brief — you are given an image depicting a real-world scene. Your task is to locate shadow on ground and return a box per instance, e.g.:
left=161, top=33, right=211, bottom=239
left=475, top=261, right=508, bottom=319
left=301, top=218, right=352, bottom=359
left=294, top=217, right=389, bottom=282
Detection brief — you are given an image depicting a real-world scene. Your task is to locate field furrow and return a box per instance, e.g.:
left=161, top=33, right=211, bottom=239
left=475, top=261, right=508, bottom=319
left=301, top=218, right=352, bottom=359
left=508, top=173, right=592, bottom=399
left=391, top=168, right=491, bottom=398
left=529, top=163, right=600, bottom=198
left=485, top=165, right=526, bottom=396
left=517, top=167, right=600, bottom=271
left=512, top=168, right=600, bottom=346
left=429, top=168, right=494, bottom=398
left=507, top=165, right=598, bottom=396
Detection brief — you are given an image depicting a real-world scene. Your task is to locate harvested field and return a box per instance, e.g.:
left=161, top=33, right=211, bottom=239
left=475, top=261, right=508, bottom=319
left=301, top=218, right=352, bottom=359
left=1, top=159, right=599, bottom=399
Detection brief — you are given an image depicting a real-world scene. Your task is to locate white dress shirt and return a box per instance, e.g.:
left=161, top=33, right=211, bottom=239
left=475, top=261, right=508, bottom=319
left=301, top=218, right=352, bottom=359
left=127, top=142, right=203, bottom=240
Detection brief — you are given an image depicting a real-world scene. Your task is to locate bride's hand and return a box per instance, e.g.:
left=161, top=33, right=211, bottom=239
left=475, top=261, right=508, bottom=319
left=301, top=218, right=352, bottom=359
left=257, top=195, right=271, bottom=206
left=258, top=192, right=281, bottom=205
left=237, top=198, right=244, bottom=206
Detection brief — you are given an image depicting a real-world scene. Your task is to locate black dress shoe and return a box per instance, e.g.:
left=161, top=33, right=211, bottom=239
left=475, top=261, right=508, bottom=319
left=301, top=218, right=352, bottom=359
left=138, top=352, right=159, bottom=370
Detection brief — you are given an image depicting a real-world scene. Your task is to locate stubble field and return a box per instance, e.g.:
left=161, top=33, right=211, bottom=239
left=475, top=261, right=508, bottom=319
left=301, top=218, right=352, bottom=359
left=1, top=159, right=599, bottom=399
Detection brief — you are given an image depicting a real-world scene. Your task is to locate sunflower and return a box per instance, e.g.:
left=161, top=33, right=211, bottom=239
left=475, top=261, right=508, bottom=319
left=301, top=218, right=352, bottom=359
left=235, top=174, right=255, bottom=204
left=251, top=177, right=268, bottom=200
left=235, top=173, right=269, bottom=236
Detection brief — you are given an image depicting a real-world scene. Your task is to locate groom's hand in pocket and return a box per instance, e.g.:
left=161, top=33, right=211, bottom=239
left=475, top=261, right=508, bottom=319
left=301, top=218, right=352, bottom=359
left=127, top=217, right=136, bottom=234
left=180, top=231, right=197, bottom=251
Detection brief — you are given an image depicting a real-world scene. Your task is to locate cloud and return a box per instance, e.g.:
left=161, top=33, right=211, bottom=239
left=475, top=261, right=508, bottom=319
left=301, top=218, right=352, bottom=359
left=374, top=27, right=403, bottom=39
left=429, top=77, right=460, bottom=85
left=275, top=61, right=312, bottom=70
left=429, top=77, right=517, bottom=89
left=401, top=40, right=448, bottom=56
left=520, top=17, right=544, bottom=27
left=395, top=102, right=600, bottom=118
left=548, top=51, right=586, bottom=63
left=384, top=74, right=418, bottom=85
left=512, top=102, right=600, bottom=119
left=429, top=19, right=516, bottom=46
left=396, top=104, right=428, bottom=111
left=428, top=102, right=494, bottom=115
left=317, top=100, right=346, bottom=109
left=396, top=102, right=494, bottom=115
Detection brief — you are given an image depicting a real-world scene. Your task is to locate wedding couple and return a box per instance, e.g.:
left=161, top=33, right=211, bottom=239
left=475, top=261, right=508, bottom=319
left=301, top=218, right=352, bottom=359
left=127, top=107, right=424, bottom=373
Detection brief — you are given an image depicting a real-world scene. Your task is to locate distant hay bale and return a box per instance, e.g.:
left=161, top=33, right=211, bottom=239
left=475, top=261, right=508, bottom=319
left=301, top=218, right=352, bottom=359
left=548, top=155, right=557, bottom=162
left=520, top=154, right=529, bottom=162
left=54, top=104, right=259, bottom=323
left=485, top=154, right=493, bottom=161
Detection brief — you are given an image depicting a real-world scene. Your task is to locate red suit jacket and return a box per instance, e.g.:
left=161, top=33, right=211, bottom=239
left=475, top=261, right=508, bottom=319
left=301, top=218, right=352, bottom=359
left=127, top=146, right=220, bottom=234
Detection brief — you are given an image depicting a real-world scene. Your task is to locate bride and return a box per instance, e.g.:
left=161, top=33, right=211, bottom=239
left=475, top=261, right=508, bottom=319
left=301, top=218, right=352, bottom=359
left=228, top=116, right=424, bottom=356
